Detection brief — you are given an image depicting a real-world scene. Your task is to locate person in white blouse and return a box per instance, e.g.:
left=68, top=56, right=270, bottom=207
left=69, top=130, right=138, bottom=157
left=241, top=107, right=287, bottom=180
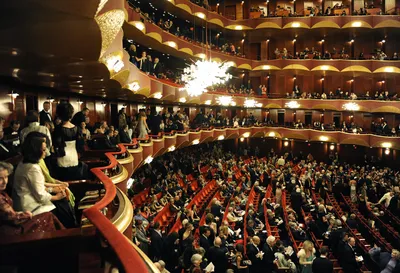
left=13, top=132, right=75, bottom=227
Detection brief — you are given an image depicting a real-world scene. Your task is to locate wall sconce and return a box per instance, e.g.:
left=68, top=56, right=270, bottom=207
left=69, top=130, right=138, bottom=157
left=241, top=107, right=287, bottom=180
left=8, top=90, right=19, bottom=99
left=283, top=141, right=289, bottom=147
left=47, top=96, right=55, bottom=103
left=101, top=102, right=106, bottom=107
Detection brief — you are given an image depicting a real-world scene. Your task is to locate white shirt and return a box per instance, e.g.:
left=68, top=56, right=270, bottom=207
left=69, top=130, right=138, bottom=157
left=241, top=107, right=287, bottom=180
left=20, top=122, right=52, bottom=156
left=13, top=162, right=55, bottom=215
left=379, top=192, right=393, bottom=207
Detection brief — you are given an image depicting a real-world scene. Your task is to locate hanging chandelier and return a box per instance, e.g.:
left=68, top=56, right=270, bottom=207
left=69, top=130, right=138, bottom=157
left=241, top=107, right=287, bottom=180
left=217, top=96, right=236, bottom=106
left=342, top=102, right=360, bottom=111
left=180, top=60, right=232, bottom=97
left=244, top=98, right=263, bottom=108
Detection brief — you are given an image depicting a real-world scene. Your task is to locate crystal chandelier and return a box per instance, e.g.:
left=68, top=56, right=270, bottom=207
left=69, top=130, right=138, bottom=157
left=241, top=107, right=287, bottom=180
left=342, top=102, right=360, bottom=111
left=244, top=98, right=263, bottom=108
left=285, top=101, right=300, bottom=109
left=217, top=96, right=236, bottom=106
left=180, top=60, right=232, bottom=97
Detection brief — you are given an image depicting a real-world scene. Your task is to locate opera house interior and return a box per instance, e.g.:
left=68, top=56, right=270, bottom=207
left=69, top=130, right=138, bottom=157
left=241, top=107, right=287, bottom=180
left=1, top=0, right=400, bottom=273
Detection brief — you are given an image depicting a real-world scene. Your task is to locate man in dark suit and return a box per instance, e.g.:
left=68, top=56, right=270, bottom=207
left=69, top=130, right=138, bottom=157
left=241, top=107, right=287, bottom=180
left=39, top=101, right=53, bottom=126
left=291, top=187, right=303, bottom=216
left=211, top=199, right=223, bottom=220
left=313, top=246, right=333, bottom=273
left=71, top=107, right=89, bottom=126
left=346, top=214, right=358, bottom=229
left=246, top=236, right=263, bottom=273
left=199, top=227, right=211, bottom=253
left=262, top=235, right=276, bottom=273
left=151, top=57, right=163, bottom=78
left=0, top=129, right=18, bottom=160
left=150, top=222, right=164, bottom=262
left=207, top=237, right=228, bottom=273
left=3, top=120, right=21, bottom=148
left=340, top=237, right=360, bottom=273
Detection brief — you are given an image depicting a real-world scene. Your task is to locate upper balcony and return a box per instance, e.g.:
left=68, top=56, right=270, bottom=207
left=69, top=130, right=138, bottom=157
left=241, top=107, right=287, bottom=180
left=143, top=0, right=400, bottom=31
left=124, top=5, right=400, bottom=71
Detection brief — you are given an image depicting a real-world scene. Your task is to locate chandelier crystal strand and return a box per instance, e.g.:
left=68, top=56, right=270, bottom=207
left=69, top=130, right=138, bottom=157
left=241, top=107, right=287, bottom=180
left=181, top=60, right=232, bottom=97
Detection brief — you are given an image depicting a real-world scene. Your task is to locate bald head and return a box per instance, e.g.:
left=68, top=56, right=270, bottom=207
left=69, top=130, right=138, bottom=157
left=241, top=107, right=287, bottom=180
left=214, top=237, right=222, bottom=247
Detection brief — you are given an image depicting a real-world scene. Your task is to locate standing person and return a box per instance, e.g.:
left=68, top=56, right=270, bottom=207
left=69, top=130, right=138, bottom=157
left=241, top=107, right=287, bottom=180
left=312, top=246, right=333, bottom=273
left=20, top=110, right=52, bottom=157
left=138, top=110, right=150, bottom=139
left=53, top=102, right=88, bottom=180
left=118, top=108, right=127, bottom=129
left=71, top=107, right=89, bottom=127
left=136, top=51, right=151, bottom=73
left=150, top=222, right=164, bottom=262
left=297, top=240, right=315, bottom=273
left=39, top=101, right=53, bottom=126
left=340, top=237, right=360, bottom=273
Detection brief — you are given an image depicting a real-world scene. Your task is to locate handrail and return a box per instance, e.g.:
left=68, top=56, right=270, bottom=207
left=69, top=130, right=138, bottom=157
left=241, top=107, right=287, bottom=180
left=83, top=144, right=148, bottom=273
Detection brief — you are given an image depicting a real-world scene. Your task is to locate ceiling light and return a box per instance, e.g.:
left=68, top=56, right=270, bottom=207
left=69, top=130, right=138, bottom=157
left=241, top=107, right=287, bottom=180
left=204, top=100, right=212, bottom=105
left=235, top=25, right=243, bottom=30
left=218, top=135, right=225, bottom=140
left=192, top=139, right=200, bottom=145
left=385, top=148, right=390, bottom=155
left=292, top=22, right=300, bottom=27
left=319, top=136, right=329, bottom=141
left=166, top=41, right=177, bottom=48
left=104, top=55, right=124, bottom=73
left=179, top=97, right=187, bottom=103
left=153, top=92, right=163, bottom=99
left=284, top=141, right=289, bottom=147
left=352, top=21, right=362, bottom=27
left=285, top=101, right=300, bottom=109
left=134, top=22, right=145, bottom=31
left=144, top=156, right=153, bottom=164
left=196, top=12, right=205, bottom=19
left=263, top=65, right=270, bottom=70
left=381, top=142, right=392, bottom=148
left=242, top=132, right=250, bottom=138
left=8, top=90, right=19, bottom=99
left=268, top=132, right=276, bottom=137
left=180, top=60, right=232, bottom=97
left=343, top=102, right=360, bottom=111
left=240, top=137, right=244, bottom=142
left=321, top=65, right=329, bottom=70
left=127, top=81, right=140, bottom=92
left=168, top=146, right=176, bottom=152
left=384, top=67, right=394, bottom=72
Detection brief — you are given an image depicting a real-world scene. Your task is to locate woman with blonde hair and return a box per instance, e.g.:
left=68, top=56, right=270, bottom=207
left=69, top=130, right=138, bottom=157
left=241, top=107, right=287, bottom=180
left=297, top=240, right=315, bottom=273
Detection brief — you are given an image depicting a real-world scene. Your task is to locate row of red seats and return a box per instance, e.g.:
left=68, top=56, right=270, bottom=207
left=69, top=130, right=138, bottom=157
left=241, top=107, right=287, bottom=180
left=263, top=184, right=280, bottom=239
left=307, top=191, right=343, bottom=272
left=282, top=191, right=300, bottom=254
left=326, top=193, right=372, bottom=272
left=169, top=179, right=217, bottom=234
left=341, top=194, right=392, bottom=252
left=243, top=182, right=261, bottom=254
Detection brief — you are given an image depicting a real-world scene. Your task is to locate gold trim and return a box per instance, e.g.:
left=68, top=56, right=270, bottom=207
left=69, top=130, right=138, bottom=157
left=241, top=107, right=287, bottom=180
left=152, top=138, right=164, bottom=143
left=375, top=19, right=400, bottom=28
left=111, top=165, right=129, bottom=185
left=140, top=141, right=154, bottom=147
left=255, top=22, right=281, bottom=29
left=112, top=188, right=133, bottom=233
left=128, top=145, right=143, bottom=154
left=126, top=238, right=160, bottom=273
left=282, top=64, right=309, bottom=71
left=208, top=18, right=224, bottom=27
left=341, top=65, right=372, bottom=73
left=117, top=151, right=134, bottom=165
left=311, top=21, right=340, bottom=29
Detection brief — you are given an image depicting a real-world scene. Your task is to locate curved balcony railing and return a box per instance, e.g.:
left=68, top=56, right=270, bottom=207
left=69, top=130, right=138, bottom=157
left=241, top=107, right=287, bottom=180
left=124, top=5, right=400, bottom=69
left=144, top=0, right=400, bottom=30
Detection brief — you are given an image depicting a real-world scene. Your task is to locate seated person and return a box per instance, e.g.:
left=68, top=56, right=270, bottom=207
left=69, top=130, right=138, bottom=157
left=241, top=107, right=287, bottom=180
left=3, top=120, right=21, bottom=148
left=0, top=161, right=64, bottom=235
left=0, top=128, right=19, bottom=160
left=13, top=132, right=77, bottom=228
